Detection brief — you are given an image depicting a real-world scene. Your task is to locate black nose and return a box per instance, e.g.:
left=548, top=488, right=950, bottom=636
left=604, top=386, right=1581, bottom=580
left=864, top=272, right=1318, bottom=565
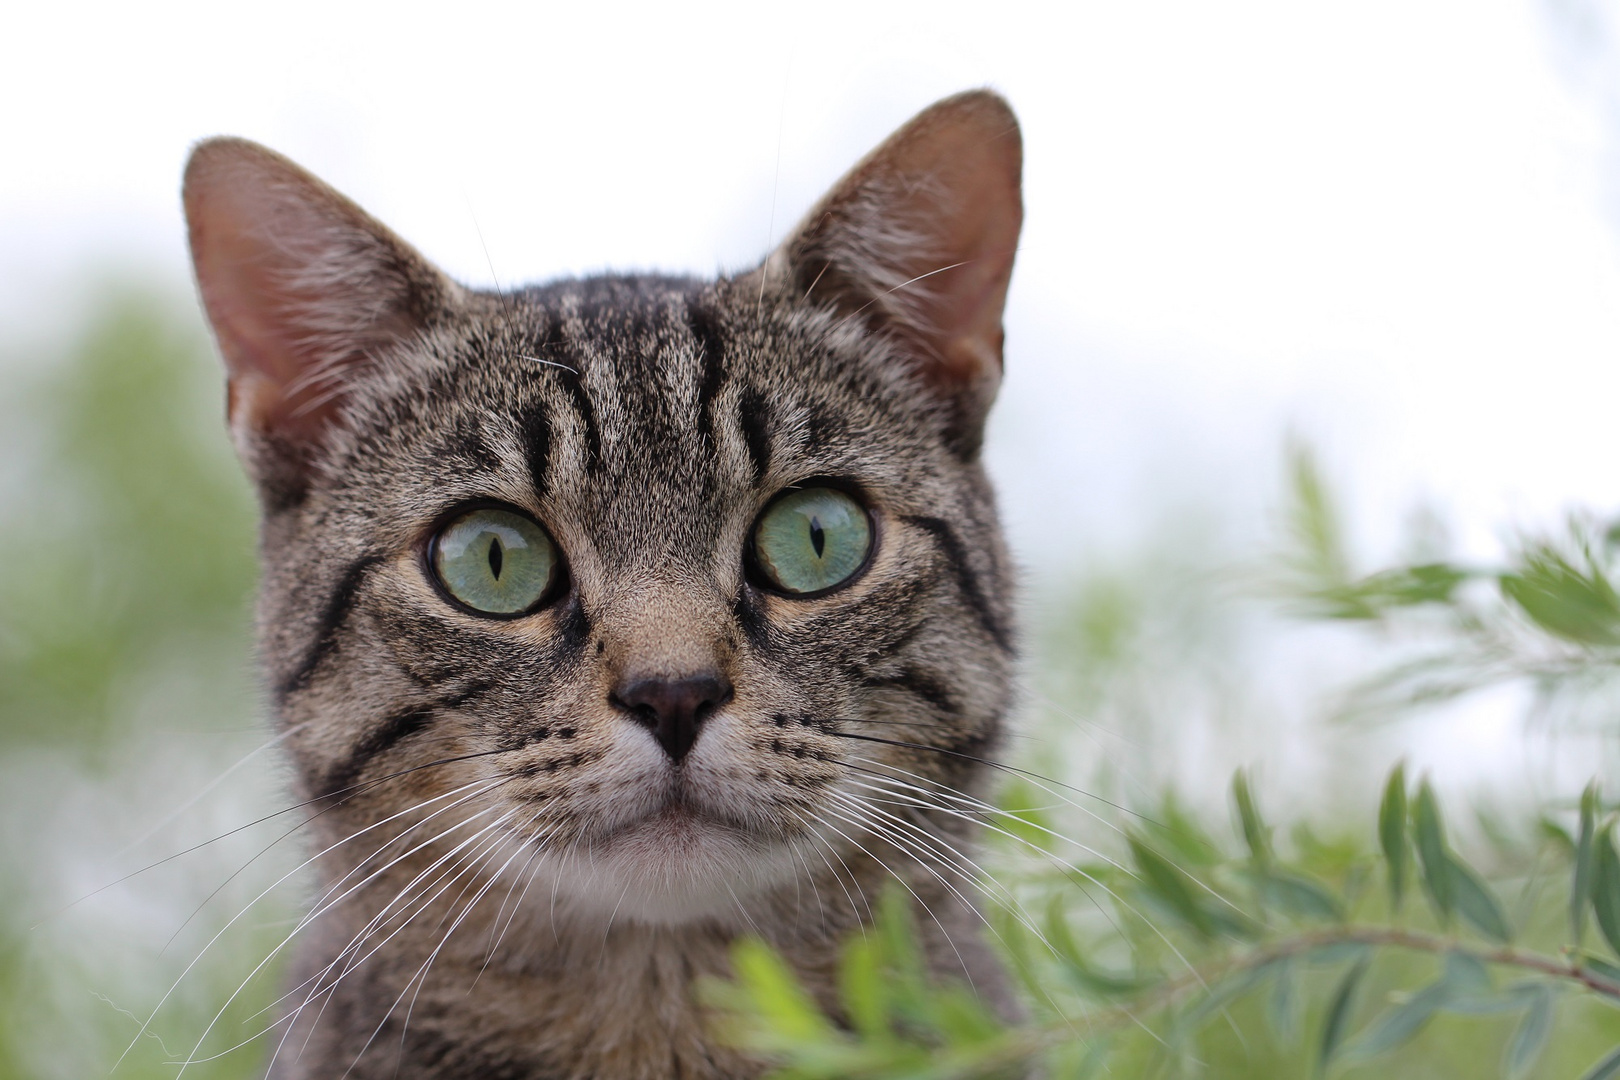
left=611, top=673, right=733, bottom=762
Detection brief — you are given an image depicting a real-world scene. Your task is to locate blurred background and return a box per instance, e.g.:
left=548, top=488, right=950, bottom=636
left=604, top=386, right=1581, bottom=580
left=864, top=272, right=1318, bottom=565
left=4, top=0, right=1620, bottom=1075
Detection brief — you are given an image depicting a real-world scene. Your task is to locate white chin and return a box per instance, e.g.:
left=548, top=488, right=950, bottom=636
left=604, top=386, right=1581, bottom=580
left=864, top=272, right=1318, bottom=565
left=534, top=811, right=802, bottom=926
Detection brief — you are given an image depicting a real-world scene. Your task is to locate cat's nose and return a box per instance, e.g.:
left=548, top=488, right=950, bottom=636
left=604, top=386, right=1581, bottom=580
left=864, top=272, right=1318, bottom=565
left=611, top=672, right=733, bottom=762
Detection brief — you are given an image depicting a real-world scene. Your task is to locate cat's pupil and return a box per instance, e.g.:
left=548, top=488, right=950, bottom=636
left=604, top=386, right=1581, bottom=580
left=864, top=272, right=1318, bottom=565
left=488, top=535, right=504, bottom=580
left=809, top=517, right=825, bottom=559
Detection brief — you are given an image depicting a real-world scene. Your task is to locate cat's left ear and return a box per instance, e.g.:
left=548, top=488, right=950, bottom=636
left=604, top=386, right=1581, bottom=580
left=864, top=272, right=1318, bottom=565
left=769, top=90, right=1023, bottom=456
left=183, top=137, right=463, bottom=505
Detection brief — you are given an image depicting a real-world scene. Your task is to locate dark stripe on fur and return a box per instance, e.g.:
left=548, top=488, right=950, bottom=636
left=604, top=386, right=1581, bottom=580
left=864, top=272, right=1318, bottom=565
left=318, top=679, right=496, bottom=800
left=520, top=400, right=552, bottom=501
left=901, top=516, right=1012, bottom=653
left=556, top=349, right=601, bottom=466
left=555, top=597, right=594, bottom=660
left=737, top=385, right=773, bottom=483
left=732, top=587, right=773, bottom=653
left=863, top=667, right=959, bottom=715
left=690, top=305, right=726, bottom=445
left=319, top=705, right=434, bottom=801
left=278, top=554, right=385, bottom=703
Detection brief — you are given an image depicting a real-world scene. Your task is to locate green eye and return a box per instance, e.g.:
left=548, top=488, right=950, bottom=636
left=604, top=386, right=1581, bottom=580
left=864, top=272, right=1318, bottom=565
left=431, top=506, right=560, bottom=615
left=752, top=487, right=873, bottom=596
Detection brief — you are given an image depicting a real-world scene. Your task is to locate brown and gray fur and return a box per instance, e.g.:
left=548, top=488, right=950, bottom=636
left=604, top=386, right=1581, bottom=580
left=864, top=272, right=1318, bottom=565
left=183, top=90, right=1024, bottom=1079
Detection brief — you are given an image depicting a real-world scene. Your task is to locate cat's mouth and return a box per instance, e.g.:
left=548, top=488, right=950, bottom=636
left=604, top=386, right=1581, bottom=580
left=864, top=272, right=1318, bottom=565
left=601, top=784, right=748, bottom=845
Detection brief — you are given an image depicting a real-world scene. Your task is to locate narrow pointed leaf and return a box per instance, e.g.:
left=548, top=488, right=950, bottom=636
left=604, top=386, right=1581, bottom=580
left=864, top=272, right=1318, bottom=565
left=1442, top=950, right=1494, bottom=1000
left=1317, top=956, right=1369, bottom=1076
left=1540, top=815, right=1576, bottom=855
left=1175, top=962, right=1276, bottom=1042
left=1233, top=769, right=1270, bottom=867
left=1379, top=763, right=1409, bottom=911
left=1261, top=870, right=1344, bottom=923
left=1581, top=953, right=1620, bottom=997
left=1350, top=979, right=1451, bottom=1058
left=1581, top=1043, right=1620, bottom=1080
left=1593, top=823, right=1620, bottom=961
left=1413, top=779, right=1454, bottom=921
left=1268, top=956, right=1299, bottom=1046
left=1128, top=833, right=1215, bottom=939
left=729, top=938, right=837, bottom=1042
left=1505, top=986, right=1553, bottom=1079
left=838, top=937, right=889, bottom=1041
left=1448, top=856, right=1512, bottom=943
left=1575, top=781, right=1600, bottom=947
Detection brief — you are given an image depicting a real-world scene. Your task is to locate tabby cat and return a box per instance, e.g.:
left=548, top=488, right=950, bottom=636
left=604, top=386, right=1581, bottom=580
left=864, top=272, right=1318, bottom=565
left=183, top=89, right=1023, bottom=1079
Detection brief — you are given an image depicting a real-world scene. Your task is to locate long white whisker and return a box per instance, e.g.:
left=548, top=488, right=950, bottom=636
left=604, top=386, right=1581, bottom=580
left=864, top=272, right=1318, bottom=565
left=171, top=780, right=514, bottom=1074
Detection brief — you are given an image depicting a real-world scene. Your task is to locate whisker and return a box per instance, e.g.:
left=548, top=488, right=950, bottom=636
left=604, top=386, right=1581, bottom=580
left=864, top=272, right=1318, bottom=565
left=810, top=804, right=978, bottom=987
left=51, top=744, right=517, bottom=928
left=168, top=779, right=515, bottom=1074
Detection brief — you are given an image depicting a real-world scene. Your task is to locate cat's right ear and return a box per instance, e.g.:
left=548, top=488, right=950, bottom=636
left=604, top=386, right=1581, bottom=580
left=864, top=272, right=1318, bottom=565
left=183, top=138, right=462, bottom=506
left=766, top=90, right=1022, bottom=459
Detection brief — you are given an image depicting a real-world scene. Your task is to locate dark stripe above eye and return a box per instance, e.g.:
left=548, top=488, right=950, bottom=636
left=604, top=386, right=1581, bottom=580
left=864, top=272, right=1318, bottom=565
left=736, top=385, right=773, bottom=483
left=690, top=305, right=726, bottom=423
left=556, top=347, right=601, bottom=468
left=277, top=554, right=386, bottom=704
left=519, top=400, right=552, bottom=501
left=901, top=515, right=1012, bottom=654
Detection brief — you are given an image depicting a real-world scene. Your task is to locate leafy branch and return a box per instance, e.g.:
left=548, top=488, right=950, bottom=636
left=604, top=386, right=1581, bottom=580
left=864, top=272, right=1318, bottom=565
left=709, top=768, right=1620, bottom=1079
left=1274, top=443, right=1620, bottom=721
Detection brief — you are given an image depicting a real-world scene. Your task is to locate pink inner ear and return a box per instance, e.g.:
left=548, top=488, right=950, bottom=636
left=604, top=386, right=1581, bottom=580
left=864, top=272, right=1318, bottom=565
left=184, top=139, right=440, bottom=448
left=782, top=91, right=1023, bottom=417
left=879, top=100, right=1023, bottom=387
left=189, top=194, right=333, bottom=438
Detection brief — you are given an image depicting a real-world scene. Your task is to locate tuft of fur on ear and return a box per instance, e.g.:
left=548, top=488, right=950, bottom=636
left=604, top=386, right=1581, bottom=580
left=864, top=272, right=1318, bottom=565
left=769, top=90, right=1023, bottom=457
left=183, top=138, right=463, bottom=507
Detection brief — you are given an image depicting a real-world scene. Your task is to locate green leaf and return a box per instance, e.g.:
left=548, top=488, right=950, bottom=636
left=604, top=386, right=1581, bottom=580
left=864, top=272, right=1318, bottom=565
left=1350, top=978, right=1450, bottom=1059
left=1128, top=833, right=1215, bottom=940
left=838, top=936, right=889, bottom=1042
left=1579, top=953, right=1620, bottom=994
left=1501, top=543, right=1620, bottom=646
left=1504, top=986, right=1553, bottom=1080
left=728, top=938, right=836, bottom=1043
left=1259, top=870, right=1344, bottom=923
left=1174, top=961, right=1277, bottom=1042
left=1045, top=896, right=1147, bottom=998
left=1441, top=950, right=1494, bottom=1000
left=1581, top=1043, right=1620, bottom=1080
left=1448, top=857, right=1512, bottom=943
left=1317, top=956, right=1369, bottom=1076
left=1379, top=763, right=1409, bottom=912
left=1413, top=779, right=1454, bottom=921
left=1233, top=769, right=1271, bottom=867
left=1539, top=815, right=1576, bottom=855
left=1268, top=956, right=1299, bottom=1046
left=932, top=985, right=1003, bottom=1048
left=1575, top=782, right=1600, bottom=947
left=1306, top=942, right=1375, bottom=968
left=1593, top=823, right=1620, bottom=962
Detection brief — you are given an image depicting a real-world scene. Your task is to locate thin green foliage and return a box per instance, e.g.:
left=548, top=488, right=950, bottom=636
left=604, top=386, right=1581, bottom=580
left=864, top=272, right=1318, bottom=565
left=713, top=762, right=1620, bottom=1079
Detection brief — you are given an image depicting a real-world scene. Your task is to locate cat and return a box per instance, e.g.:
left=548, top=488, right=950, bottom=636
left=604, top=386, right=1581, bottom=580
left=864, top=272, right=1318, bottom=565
left=182, top=89, right=1023, bottom=1079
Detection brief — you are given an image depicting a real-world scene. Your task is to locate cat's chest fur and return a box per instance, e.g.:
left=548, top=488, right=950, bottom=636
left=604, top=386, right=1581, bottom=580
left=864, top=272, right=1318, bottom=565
left=184, top=91, right=1023, bottom=1078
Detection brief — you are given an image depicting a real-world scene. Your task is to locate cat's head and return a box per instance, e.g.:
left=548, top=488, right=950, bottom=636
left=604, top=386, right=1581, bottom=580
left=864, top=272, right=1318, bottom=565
left=184, top=91, right=1022, bottom=927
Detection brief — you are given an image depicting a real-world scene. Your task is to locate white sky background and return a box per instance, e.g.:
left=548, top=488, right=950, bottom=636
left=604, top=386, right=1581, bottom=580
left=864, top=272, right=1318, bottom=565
left=5, top=0, right=1620, bottom=804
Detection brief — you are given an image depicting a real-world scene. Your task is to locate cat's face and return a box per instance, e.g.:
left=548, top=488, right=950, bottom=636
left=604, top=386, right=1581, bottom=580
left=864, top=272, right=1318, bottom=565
left=185, top=92, right=1022, bottom=927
